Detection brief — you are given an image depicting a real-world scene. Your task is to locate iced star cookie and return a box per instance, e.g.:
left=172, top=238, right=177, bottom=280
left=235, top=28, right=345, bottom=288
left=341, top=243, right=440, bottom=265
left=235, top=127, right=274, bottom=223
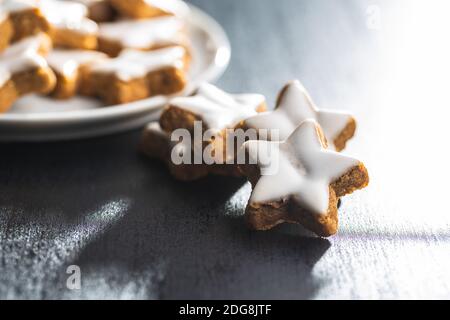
left=0, top=9, right=13, bottom=52
left=155, top=83, right=267, bottom=178
left=141, top=84, right=265, bottom=181
left=97, top=16, right=188, bottom=57
left=46, top=49, right=108, bottom=99
left=109, top=0, right=189, bottom=19
left=84, top=46, right=188, bottom=104
left=0, top=34, right=56, bottom=113
left=239, top=120, right=369, bottom=237
left=244, top=80, right=357, bottom=151
left=39, top=0, right=99, bottom=50
left=2, top=0, right=51, bottom=42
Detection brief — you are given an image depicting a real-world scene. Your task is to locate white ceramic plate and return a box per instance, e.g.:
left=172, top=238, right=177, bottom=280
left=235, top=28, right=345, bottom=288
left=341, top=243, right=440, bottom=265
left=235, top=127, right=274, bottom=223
left=0, top=4, right=231, bottom=142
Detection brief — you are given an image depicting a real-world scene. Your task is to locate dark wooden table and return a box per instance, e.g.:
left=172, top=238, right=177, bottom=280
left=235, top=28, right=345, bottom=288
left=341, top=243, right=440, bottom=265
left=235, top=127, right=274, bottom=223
left=1, top=0, right=450, bottom=299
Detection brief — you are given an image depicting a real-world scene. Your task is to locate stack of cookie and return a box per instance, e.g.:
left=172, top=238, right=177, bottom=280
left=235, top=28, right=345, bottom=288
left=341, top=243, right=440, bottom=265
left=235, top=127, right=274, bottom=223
left=141, top=81, right=370, bottom=237
left=0, top=0, right=191, bottom=113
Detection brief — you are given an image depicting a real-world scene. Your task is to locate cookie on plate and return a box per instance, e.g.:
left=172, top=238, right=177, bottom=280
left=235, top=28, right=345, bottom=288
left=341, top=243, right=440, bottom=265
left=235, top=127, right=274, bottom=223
left=98, top=16, right=189, bottom=57
left=3, top=0, right=99, bottom=50
left=3, top=0, right=51, bottom=42
left=84, top=46, right=188, bottom=104
left=46, top=49, right=108, bottom=99
left=39, top=0, right=99, bottom=50
left=0, top=34, right=56, bottom=113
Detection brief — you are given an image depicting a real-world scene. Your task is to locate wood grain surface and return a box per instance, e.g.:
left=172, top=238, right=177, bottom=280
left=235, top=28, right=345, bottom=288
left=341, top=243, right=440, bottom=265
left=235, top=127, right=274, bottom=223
left=1, top=0, right=450, bottom=299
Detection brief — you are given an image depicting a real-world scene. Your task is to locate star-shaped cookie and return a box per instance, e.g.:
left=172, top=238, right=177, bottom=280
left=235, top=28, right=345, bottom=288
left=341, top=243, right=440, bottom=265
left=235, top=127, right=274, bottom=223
left=239, top=119, right=369, bottom=237
left=159, top=83, right=267, bottom=166
left=0, top=34, right=56, bottom=113
left=141, top=83, right=267, bottom=180
left=160, top=83, right=267, bottom=134
left=244, top=80, right=356, bottom=151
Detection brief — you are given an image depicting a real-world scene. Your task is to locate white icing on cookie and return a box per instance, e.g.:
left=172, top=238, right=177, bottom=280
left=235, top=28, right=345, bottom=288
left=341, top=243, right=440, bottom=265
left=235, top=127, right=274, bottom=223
left=142, top=0, right=190, bottom=17
left=0, top=34, right=49, bottom=87
left=244, top=80, right=353, bottom=149
left=98, top=17, right=186, bottom=50
left=39, top=0, right=98, bottom=34
left=169, top=83, right=266, bottom=130
left=243, top=119, right=359, bottom=214
left=47, top=49, right=107, bottom=78
left=90, top=46, right=186, bottom=81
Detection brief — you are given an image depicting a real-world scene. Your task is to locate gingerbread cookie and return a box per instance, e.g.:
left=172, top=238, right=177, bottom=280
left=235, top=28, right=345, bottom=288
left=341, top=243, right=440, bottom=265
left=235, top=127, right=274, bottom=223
left=150, top=83, right=267, bottom=179
left=46, top=49, right=108, bottom=99
left=39, top=0, right=99, bottom=50
left=244, top=80, right=356, bottom=151
left=98, top=16, right=188, bottom=57
left=2, top=0, right=51, bottom=42
left=0, top=34, right=56, bottom=113
left=0, top=9, right=13, bottom=52
left=109, top=0, right=189, bottom=19
left=84, top=46, right=188, bottom=104
left=238, top=119, right=369, bottom=237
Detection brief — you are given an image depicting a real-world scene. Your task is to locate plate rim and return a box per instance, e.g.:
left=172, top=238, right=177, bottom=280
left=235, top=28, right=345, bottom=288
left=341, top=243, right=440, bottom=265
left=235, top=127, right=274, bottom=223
left=0, top=3, right=231, bottom=124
